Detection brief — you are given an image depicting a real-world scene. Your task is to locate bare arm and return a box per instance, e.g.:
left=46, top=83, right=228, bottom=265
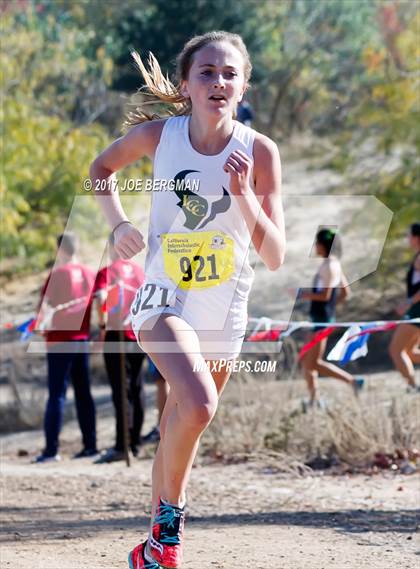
left=224, top=133, right=285, bottom=271
left=89, top=120, right=166, bottom=258
left=304, top=289, right=334, bottom=302
left=336, top=271, right=351, bottom=304
left=302, top=261, right=344, bottom=302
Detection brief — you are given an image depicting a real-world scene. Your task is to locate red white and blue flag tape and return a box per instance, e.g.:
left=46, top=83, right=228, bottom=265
left=247, top=316, right=419, bottom=363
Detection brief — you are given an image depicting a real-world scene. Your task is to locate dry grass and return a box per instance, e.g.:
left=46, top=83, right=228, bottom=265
left=1, top=348, right=418, bottom=469
left=0, top=349, right=46, bottom=432
left=201, top=371, right=420, bottom=468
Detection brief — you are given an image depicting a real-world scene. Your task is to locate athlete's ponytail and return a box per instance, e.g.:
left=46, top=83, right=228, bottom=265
left=124, top=51, right=191, bottom=128
left=124, top=31, right=252, bottom=129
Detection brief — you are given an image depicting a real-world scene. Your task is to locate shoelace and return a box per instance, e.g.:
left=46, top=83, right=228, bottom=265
left=154, top=504, right=184, bottom=545
left=132, top=544, right=159, bottom=569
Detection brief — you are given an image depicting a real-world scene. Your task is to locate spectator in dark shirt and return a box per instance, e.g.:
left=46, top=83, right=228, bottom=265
left=94, top=235, right=146, bottom=462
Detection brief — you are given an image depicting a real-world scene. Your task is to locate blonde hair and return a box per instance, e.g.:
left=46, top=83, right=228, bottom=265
left=124, top=31, right=252, bottom=128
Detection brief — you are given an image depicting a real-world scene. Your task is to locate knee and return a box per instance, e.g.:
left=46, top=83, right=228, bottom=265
left=46, top=393, right=65, bottom=409
left=304, top=369, right=317, bottom=382
left=180, top=392, right=218, bottom=430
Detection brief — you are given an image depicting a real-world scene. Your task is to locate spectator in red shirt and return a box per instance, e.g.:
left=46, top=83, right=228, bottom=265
left=34, top=233, right=97, bottom=463
left=94, top=234, right=146, bottom=462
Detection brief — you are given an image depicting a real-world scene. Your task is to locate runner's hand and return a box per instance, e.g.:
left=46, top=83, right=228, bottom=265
left=114, top=223, right=145, bottom=259
left=224, top=149, right=253, bottom=196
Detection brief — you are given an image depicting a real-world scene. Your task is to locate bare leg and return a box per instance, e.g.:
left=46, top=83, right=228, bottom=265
left=149, top=360, right=231, bottom=536
left=407, top=336, right=420, bottom=365
left=148, top=372, right=169, bottom=520
left=302, top=336, right=357, bottom=401
left=140, top=315, right=232, bottom=516
left=150, top=360, right=231, bottom=524
left=156, top=377, right=169, bottom=422
left=313, top=361, right=354, bottom=383
left=389, top=324, right=420, bottom=386
left=162, top=376, right=214, bottom=505
left=312, top=338, right=354, bottom=382
left=301, top=339, right=321, bottom=402
left=150, top=389, right=176, bottom=529
left=304, top=368, right=319, bottom=402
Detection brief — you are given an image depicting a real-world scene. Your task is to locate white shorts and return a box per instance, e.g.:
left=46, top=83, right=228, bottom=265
left=130, top=279, right=247, bottom=360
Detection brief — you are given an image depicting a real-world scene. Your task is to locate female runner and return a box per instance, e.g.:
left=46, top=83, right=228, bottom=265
left=300, top=229, right=364, bottom=408
left=90, top=31, right=285, bottom=569
left=389, top=222, right=420, bottom=390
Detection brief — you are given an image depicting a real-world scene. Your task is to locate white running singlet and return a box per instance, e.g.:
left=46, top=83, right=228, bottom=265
left=130, top=115, right=257, bottom=359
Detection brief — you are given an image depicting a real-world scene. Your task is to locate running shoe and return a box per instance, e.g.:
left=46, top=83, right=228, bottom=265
left=148, top=498, right=185, bottom=568
left=301, top=397, right=327, bottom=413
left=73, top=447, right=99, bottom=459
left=32, top=453, right=61, bottom=464
left=142, top=426, right=161, bottom=444
left=128, top=540, right=161, bottom=569
left=301, top=398, right=310, bottom=414
left=94, top=448, right=125, bottom=464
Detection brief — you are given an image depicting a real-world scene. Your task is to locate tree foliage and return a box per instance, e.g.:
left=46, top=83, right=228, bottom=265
left=348, top=3, right=419, bottom=234
left=1, top=0, right=418, bottom=276
left=1, top=7, right=113, bottom=271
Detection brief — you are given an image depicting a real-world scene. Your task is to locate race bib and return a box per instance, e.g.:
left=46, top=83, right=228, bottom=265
left=130, top=283, right=177, bottom=317
left=161, top=231, right=234, bottom=290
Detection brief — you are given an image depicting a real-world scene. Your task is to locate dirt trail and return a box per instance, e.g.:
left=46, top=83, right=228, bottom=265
left=1, top=444, right=419, bottom=569
left=2, top=371, right=420, bottom=569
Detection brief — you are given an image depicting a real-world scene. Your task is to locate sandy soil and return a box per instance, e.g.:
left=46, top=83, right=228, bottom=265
left=1, top=399, right=419, bottom=569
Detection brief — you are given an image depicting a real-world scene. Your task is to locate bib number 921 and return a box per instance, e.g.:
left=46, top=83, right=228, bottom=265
left=180, top=254, right=219, bottom=283
left=131, top=283, right=176, bottom=316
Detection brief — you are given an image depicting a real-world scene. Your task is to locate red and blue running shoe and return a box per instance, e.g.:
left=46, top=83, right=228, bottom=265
left=128, top=540, right=161, bottom=569
left=148, top=498, right=185, bottom=568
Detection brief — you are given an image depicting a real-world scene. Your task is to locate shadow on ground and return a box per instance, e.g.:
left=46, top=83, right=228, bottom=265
left=2, top=508, right=418, bottom=543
